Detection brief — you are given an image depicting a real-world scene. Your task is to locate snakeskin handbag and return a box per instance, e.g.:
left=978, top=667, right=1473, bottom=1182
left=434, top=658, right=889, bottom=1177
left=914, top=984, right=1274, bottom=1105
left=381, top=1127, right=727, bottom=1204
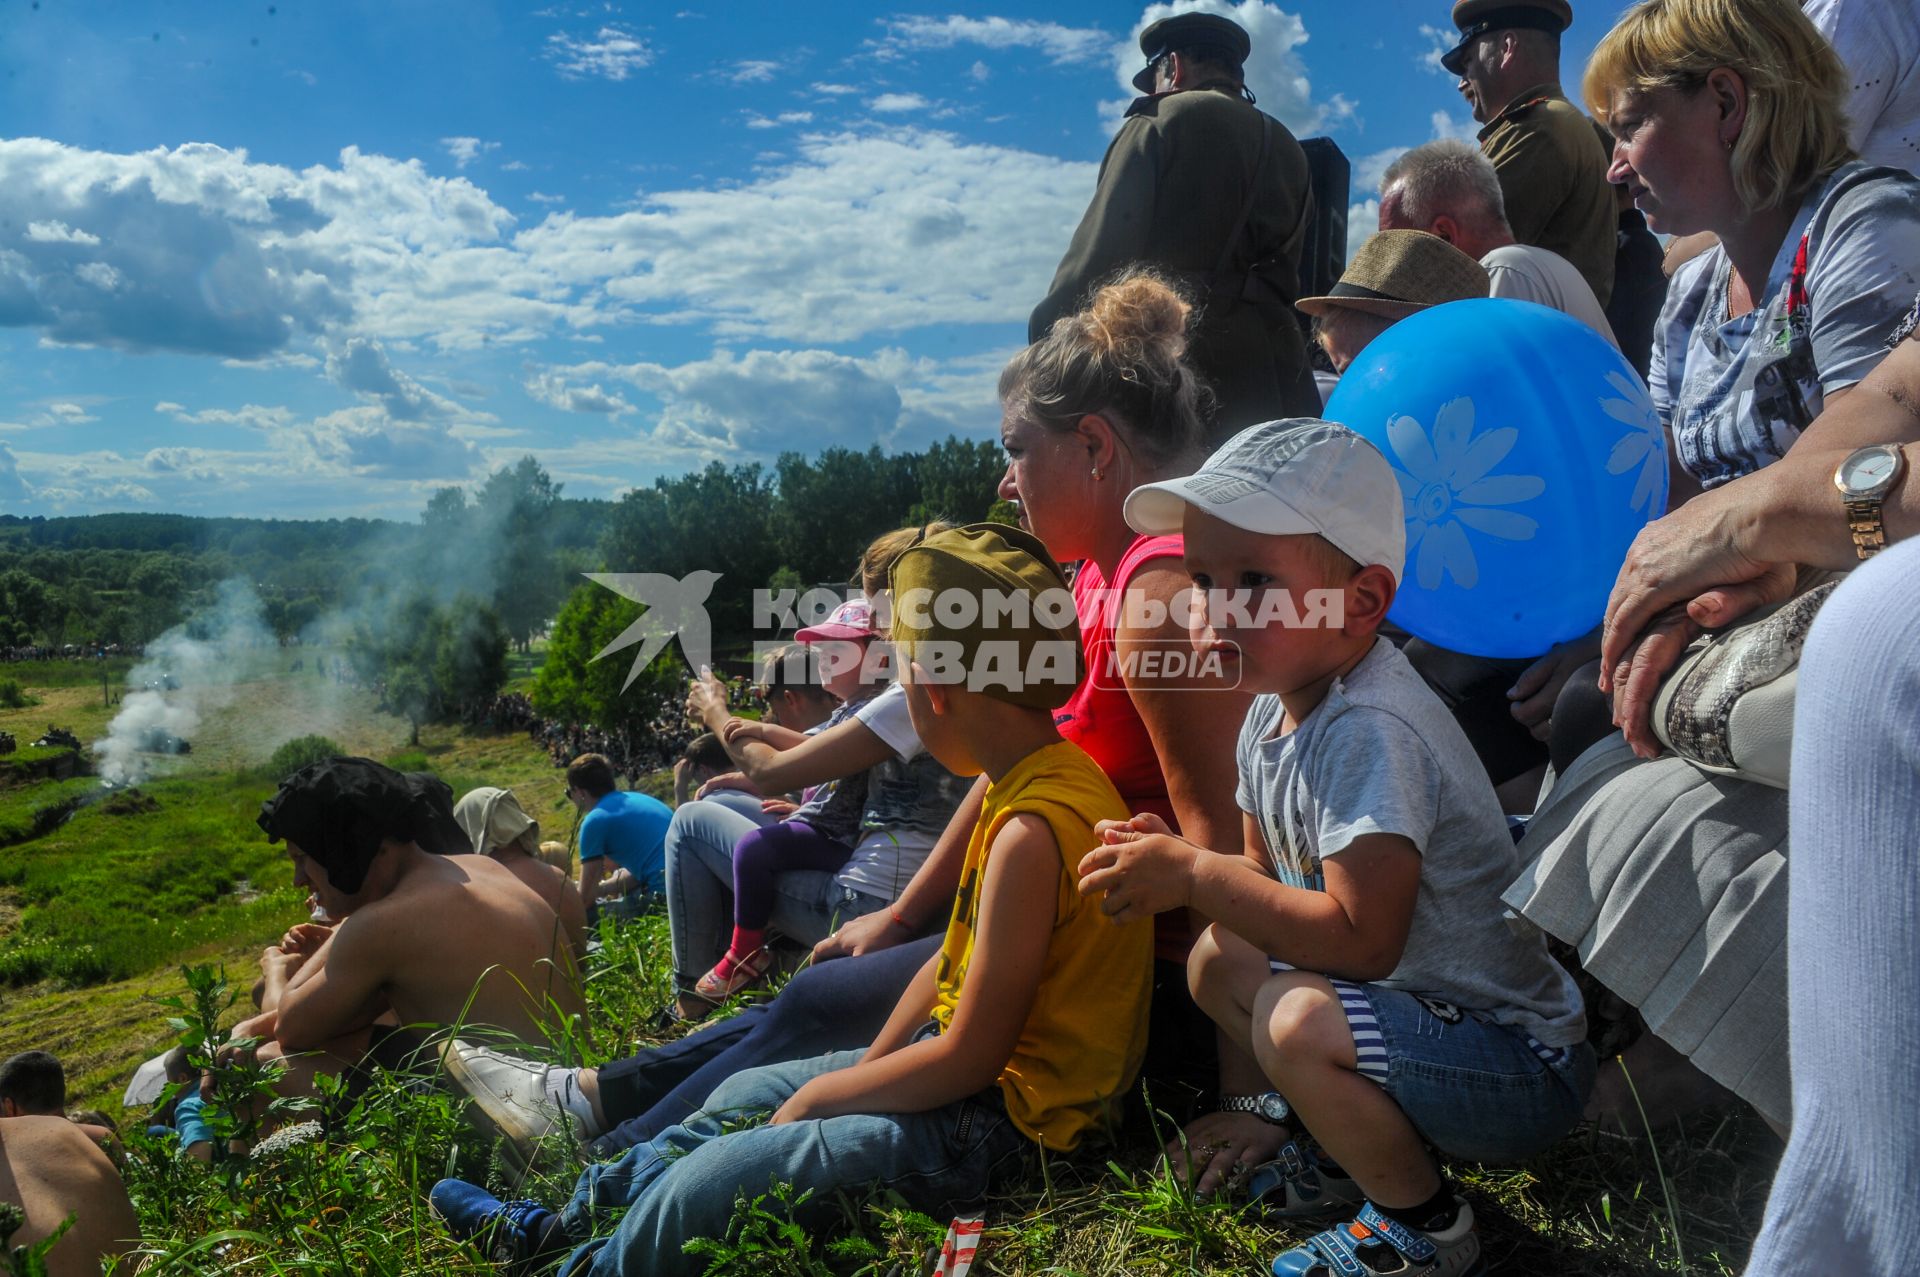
left=1649, top=577, right=1841, bottom=789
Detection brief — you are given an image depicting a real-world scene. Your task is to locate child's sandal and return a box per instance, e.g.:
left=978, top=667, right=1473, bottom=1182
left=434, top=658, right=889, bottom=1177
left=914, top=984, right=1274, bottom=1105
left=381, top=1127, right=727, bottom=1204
left=1270, top=1200, right=1484, bottom=1277
left=1243, top=1141, right=1363, bottom=1221
left=692, top=947, right=773, bottom=1003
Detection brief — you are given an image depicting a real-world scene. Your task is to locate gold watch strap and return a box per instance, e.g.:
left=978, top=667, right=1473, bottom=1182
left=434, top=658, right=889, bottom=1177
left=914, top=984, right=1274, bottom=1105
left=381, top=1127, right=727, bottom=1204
left=1845, top=497, right=1888, bottom=559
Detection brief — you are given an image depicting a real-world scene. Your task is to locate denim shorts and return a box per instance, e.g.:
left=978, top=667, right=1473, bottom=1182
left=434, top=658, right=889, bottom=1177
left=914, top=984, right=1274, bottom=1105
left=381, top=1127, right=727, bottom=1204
left=1271, top=964, right=1595, bottom=1164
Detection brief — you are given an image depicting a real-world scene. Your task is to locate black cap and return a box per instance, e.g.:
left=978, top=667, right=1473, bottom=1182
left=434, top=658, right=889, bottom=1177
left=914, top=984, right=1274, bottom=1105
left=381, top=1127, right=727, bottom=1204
left=1133, top=12, right=1252, bottom=94
left=259, top=756, right=447, bottom=895
left=1440, top=0, right=1572, bottom=76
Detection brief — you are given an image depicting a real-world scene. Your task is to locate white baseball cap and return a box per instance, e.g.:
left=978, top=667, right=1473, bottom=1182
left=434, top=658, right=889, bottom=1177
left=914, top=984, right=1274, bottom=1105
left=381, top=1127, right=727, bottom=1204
left=1124, top=419, right=1407, bottom=584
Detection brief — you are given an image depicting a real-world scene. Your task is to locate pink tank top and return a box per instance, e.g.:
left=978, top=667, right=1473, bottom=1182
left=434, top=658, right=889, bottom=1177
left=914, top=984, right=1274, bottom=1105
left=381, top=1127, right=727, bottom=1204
left=1054, top=533, right=1185, bottom=831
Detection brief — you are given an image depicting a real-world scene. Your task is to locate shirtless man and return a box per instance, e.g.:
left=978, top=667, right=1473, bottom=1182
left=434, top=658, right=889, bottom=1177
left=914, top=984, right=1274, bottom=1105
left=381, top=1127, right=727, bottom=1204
left=236, top=758, right=588, bottom=1102
left=0, top=1116, right=139, bottom=1277
left=453, top=785, right=588, bottom=962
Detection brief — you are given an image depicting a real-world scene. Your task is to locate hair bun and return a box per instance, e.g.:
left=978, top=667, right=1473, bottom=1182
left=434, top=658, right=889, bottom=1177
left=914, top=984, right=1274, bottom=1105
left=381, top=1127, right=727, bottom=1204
left=1084, top=273, right=1192, bottom=370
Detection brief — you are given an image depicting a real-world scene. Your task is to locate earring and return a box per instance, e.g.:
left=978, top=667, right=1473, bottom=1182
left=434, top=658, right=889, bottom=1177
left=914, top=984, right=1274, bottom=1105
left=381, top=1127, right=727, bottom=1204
left=1724, top=135, right=1736, bottom=150
left=1090, top=466, right=1103, bottom=480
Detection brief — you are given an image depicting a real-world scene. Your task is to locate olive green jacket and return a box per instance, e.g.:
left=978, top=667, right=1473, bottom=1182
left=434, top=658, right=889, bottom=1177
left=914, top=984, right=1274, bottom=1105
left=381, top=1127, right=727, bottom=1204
left=1030, top=85, right=1321, bottom=435
left=1479, top=84, right=1617, bottom=307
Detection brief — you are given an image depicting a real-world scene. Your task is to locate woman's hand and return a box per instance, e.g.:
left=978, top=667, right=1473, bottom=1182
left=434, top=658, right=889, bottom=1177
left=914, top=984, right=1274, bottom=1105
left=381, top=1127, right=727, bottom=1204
left=695, top=770, right=758, bottom=800
left=1507, top=630, right=1603, bottom=742
left=760, top=798, right=799, bottom=818
left=1168, top=1110, right=1287, bottom=1196
left=811, top=907, right=913, bottom=962
left=1077, top=816, right=1198, bottom=923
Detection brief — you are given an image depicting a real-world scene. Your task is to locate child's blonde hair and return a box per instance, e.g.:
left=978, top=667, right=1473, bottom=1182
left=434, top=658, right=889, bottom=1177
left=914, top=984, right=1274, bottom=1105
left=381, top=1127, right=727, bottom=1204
left=537, top=840, right=575, bottom=879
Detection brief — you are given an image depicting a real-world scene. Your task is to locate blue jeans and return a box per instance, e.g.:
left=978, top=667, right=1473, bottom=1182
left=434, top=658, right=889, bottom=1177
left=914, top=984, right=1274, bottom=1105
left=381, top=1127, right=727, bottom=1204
left=665, top=799, right=888, bottom=989
left=1350, top=982, right=1595, bottom=1164
left=558, top=1048, right=1031, bottom=1277
left=591, top=936, right=940, bottom=1155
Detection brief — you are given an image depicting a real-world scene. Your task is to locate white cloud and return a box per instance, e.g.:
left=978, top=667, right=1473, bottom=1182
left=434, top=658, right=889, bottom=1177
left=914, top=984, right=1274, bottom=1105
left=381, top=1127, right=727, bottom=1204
left=534, top=344, right=1002, bottom=465
left=524, top=370, right=634, bottom=416
left=1345, top=198, right=1379, bottom=266
left=156, top=401, right=297, bottom=430
left=143, top=446, right=222, bottom=481
left=528, top=191, right=567, bottom=205
left=25, top=220, right=101, bottom=245
left=1108, top=2, right=1354, bottom=136
left=814, top=83, right=860, bottom=96
left=876, top=15, right=1111, bottom=64
left=304, top=407, right=485, bottom=479
left=727, top=59, right=780, bottom=84
left=868, top=92, right=931, bottom=113
left=744, top=110, right=815, bottom=130
left=546, top=25, right=653, bottom=81
left=1418, top=24, right=1457, bottom=77
left=969, top=60, right=991, bottom=82
left=45, top=402, right=95, bottom=424
left=0, top=126, right=1091, bottom=361
left=0, top=442, right=29, bottom=503
left=501, top=159, right=530, bottom=172
left=1428, top=109, right=1478, bottom=142
left=441, top=136, right=500, bottom=169
left=326, top=337, right=464, bottom=423
left=515, top=128, right=1095, bottom=343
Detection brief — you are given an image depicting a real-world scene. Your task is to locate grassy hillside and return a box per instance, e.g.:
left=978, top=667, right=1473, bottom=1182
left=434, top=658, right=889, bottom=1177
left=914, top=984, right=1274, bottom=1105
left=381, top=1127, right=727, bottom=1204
left=0, top=658, right=1776, bottom=1275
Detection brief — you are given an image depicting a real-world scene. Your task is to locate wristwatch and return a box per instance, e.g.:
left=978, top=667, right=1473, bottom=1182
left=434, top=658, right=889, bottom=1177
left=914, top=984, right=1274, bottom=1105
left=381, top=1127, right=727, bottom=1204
left=1834, top=444, right=1909, bottom=560
left=1217, top=1091, right=1291, bottom=1124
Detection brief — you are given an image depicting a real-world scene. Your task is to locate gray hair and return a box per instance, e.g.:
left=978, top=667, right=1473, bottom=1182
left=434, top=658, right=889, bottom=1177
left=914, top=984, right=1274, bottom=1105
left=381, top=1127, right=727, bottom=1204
left=1379, top=139, right=1510, bottom=233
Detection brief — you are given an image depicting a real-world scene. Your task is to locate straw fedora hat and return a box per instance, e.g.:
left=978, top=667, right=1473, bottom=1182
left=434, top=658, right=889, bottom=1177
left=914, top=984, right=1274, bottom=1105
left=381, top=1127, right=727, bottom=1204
left=1297, top=230, right=1490, bottom=320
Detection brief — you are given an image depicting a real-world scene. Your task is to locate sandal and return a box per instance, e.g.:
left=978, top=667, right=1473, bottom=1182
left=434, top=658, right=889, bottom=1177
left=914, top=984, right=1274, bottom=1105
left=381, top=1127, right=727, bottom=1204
left=1270, top=1200, right=1483, bottom=1277
left=1244, top=1141, right=1364, bottom=1221
left=692, top=947, right=773, bottom=1003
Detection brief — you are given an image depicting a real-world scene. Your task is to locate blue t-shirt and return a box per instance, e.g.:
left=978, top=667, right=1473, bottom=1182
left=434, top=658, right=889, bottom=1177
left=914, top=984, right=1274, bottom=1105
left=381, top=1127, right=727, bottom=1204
left=578, top=789, right=673, bottom=892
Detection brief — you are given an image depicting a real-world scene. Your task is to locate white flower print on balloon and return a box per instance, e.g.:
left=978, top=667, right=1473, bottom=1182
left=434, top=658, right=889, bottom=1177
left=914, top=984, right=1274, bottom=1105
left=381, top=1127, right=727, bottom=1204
left=1599, top=369, right=1668, bottom=516
left=1386, top=397, right=1544, bottom=590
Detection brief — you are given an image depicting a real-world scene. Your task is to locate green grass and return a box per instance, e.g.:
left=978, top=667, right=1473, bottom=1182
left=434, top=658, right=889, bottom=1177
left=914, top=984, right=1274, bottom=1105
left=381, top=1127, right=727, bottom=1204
left=0, top=660, right=1779, bottom=1276
left=0, top=656, right=136, bottom=690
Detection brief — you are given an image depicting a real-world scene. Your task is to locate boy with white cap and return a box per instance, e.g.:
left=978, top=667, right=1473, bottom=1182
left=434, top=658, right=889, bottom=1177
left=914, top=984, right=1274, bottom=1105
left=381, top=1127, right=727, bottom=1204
left=1078, top=419, right=1591, bottom=1277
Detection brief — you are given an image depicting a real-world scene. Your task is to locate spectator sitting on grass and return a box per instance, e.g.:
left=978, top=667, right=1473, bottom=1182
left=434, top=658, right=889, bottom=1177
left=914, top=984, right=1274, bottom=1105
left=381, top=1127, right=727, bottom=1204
left=0, top=1052, right=65, bottom=1120
left=430, top=523, right=1154, bottom=1277
left=224, top=757, right=588, bottom=1115
left=454, top=786, right=589, bottom=964
left=1088, top=421, right=1591, bottom=1275
left=671, top=733, right=733, bottom=807
left=565, top=753, right=673, bottom=922
left=0, top=1113, right=140, bottom=1277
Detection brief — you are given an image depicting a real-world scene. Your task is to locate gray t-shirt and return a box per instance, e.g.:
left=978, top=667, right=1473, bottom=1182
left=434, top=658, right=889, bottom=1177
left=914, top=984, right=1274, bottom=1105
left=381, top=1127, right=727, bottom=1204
left=1651, top=162, right=1920, bottom=488
left=834, top=683, right=969, bottom=900
left=1235, top=638, right=1585, bottom=1047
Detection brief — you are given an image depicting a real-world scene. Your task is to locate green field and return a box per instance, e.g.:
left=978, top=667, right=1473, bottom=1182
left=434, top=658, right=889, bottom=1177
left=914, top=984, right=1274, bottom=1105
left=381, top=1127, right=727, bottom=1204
left=0, top=658, right=1776, bottom=1275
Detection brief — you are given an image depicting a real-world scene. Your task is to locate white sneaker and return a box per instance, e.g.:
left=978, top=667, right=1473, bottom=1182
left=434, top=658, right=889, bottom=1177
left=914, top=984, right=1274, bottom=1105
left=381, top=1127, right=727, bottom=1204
left=441, top=1040, right=574, bottom=1170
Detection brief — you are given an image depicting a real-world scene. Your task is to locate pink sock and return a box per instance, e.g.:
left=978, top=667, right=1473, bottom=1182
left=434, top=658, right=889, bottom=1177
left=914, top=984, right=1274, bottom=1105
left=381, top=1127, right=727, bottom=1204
left=714, top=928, right=766, bottom=978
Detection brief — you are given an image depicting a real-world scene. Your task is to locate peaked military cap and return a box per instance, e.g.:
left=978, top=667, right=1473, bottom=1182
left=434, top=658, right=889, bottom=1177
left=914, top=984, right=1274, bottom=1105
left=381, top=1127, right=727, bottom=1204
left=1441, top=0, right=1572, bottom=75
left=1132, top=12, right=1253, bottom=93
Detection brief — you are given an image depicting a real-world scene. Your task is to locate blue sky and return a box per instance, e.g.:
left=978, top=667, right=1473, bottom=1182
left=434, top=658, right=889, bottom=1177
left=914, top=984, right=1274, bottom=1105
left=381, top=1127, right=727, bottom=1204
left=0, top=0, right=1627, bottom=521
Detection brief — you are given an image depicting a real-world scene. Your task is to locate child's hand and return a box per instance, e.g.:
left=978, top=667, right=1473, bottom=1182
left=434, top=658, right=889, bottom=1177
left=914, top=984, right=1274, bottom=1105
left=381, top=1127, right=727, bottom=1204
left=1092, top=811, right=1173, bottom=843
left=760, top=798, right=799, bottom=817
left=1169, top=1110, right=1287, bottom=1196
left=721, top=717, right=766, bottom=745
left=1077, top=828, right=1200, bottom=922
left=769, top=1076, right=832, bottom=1125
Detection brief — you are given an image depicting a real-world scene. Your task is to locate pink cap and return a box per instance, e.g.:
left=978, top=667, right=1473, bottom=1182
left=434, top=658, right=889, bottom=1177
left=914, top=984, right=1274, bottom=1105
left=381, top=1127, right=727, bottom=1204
left=795, top=597, right=876, bottom=644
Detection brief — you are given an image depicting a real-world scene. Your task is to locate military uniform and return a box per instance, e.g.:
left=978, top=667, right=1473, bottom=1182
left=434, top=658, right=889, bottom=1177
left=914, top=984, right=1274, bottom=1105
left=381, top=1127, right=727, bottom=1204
left=1478, top=86, right=1618, bottom=306
left=1030, top=85, right=1320, bottom=434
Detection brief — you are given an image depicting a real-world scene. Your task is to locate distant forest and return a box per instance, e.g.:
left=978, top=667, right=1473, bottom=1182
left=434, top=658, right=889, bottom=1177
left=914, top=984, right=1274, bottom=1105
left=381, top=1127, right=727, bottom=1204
left=1, top=438, right=1010, bottom=736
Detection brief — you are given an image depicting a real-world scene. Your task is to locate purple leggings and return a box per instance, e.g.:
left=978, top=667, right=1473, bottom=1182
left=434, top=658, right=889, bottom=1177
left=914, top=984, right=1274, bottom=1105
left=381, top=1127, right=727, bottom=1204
left=731, top=820, right=853, bottom=930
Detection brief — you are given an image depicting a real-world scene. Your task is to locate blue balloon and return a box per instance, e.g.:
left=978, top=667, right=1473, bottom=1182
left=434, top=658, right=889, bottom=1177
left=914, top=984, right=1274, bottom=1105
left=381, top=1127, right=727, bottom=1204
left=1323, top=298, right=1666, bottom=659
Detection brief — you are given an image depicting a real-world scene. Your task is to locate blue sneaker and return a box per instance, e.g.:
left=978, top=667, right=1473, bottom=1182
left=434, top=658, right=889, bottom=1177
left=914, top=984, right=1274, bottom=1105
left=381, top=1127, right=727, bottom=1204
left=429, top=1178, right=566, bottom=1272
left=1244, top=1140, right=1364, bottom=1221
left=1271, top=1199, right=1483, bottom=1277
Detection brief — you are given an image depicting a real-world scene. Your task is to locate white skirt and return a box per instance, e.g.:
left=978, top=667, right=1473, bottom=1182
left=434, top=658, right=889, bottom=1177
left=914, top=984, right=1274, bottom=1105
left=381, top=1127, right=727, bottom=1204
left=1502, top=733, right=1789, bottom=1127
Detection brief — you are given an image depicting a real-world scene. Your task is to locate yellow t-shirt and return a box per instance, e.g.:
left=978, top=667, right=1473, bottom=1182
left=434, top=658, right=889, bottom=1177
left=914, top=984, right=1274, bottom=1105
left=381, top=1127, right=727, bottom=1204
left=930, top=739, right=1154, bottom=1151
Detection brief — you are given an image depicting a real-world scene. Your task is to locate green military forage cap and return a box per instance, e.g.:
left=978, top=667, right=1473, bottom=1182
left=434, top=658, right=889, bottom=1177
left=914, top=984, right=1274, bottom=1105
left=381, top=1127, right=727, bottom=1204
left=1133, top=12, right=1252, bottom=93
left=887, top=522, right=1083, bottom=710
left=1441, top=0, right=1572, bottom=75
